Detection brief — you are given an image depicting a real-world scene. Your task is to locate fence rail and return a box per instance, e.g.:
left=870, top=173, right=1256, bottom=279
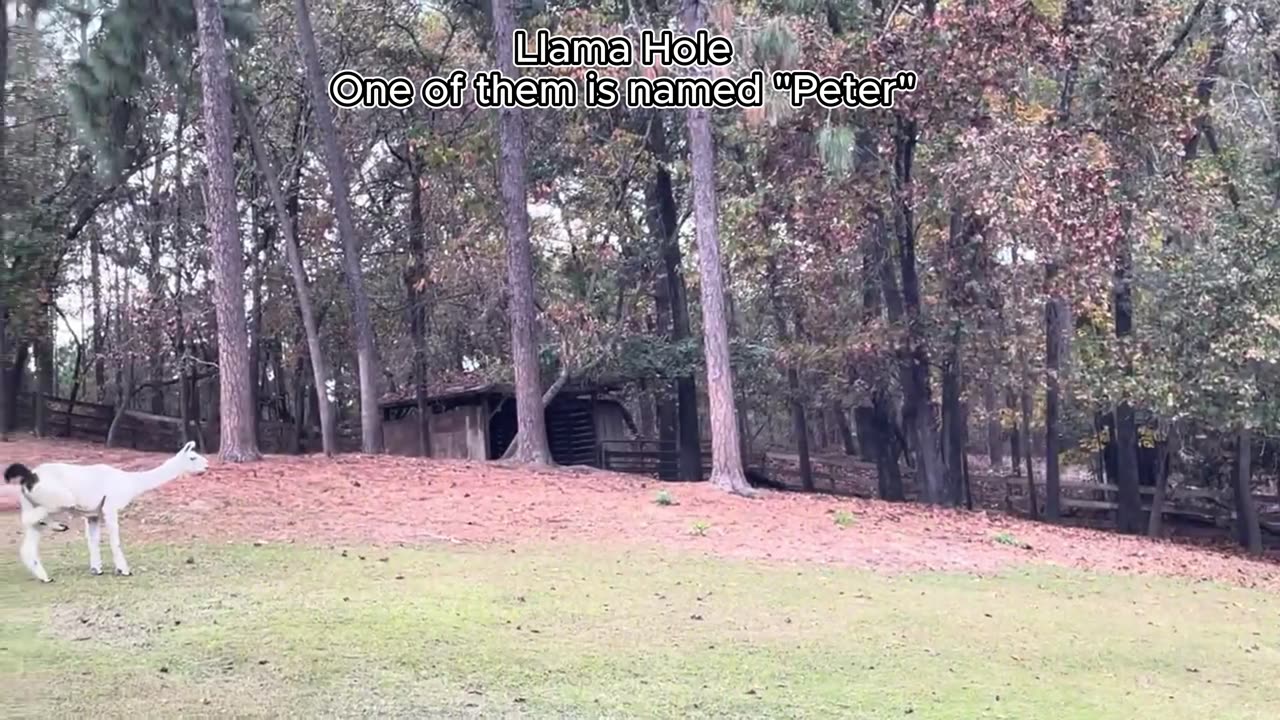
left=1003, top=476, right=1280, bottom=530
left=599, top=439, right=714, bottom=480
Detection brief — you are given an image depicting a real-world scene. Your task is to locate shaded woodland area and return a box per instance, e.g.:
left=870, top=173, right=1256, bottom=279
left=0, top=0, right=1278, bottom=551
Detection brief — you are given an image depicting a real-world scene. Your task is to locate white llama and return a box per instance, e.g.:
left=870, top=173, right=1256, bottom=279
left=3, top=441, right=209, bottom=582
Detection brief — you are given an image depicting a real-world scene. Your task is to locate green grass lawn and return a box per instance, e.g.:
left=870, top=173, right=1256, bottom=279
left=2, top=537, right=1279, bottom=719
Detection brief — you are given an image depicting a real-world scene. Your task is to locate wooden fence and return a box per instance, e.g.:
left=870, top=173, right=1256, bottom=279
left=599, top=439, right=710, bottom=479
left=1003, top=477, right=1280, bottom=532
left=12, top=392, right=116, bottom=443
left=9, top=392, right=318, bottom=454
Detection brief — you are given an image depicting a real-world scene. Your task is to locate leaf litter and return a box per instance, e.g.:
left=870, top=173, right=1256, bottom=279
left=2, top=437, right=1279, bottom=589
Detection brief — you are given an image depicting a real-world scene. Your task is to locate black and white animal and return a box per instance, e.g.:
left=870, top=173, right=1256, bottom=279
left=4, top=441, right=209, bottom=582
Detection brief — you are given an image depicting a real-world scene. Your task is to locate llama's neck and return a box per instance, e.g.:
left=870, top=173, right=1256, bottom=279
left=122, top=457, right=186, bottom=500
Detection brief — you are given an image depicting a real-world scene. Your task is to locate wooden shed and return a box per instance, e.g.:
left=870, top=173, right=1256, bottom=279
left=379, top=379, right=636, bottom=465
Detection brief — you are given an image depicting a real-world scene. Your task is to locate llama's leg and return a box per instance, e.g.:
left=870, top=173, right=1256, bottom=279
left=85, top=517, right=103, bottom=575
left=103, top=508, right=131, bottom=576
left=19, top=525, right=52, bottom=583
left=19, top=502, right=49, bottom=530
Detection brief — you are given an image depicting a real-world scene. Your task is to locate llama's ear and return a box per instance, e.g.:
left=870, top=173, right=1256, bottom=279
left=181, top=441, right=195, bottom=454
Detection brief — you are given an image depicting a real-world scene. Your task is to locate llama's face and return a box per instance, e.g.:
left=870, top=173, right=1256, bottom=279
left=176, top=441, right=209, bottom=474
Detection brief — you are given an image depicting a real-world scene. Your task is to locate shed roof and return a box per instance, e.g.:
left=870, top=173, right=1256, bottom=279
left=379, top=373, right=624, bottom=408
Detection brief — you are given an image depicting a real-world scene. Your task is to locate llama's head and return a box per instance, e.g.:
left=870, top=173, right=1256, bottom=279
left=174, top=441, right=209, bottom=474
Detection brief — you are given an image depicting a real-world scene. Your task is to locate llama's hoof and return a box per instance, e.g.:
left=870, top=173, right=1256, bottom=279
left=115, top=568, right=131, bottom=576
left=39, top=577, right=53, bottom=583
left=90, top=567, right=102, bottom=576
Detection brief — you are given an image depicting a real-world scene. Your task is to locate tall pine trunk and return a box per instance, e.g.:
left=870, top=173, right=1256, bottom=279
left=293, top=0, right=384, bottom=453
left=1112, top=207, right=1142, bottom=533
left=491, top=0, right=552, bottom=464
left=767, top=256, right=812, bottom=491
left=173, top=94, right=198, bottom=446
left=1234, top=428, right=1263, bottom=554
left=404, top=146, right=432, bottom=457
left=0, top=308, right=7, bottom=441
left=1021, top=388, right=1038, bottom=520
left=248, top=182, right=265, bottom=439
left=146, top=148, right=167, bottom=416
left=682, top=0, right=751, bottom=496
left=941, top=205, right=976, bottom=507
left=0, top=0, right=9, bottom=441
left=644, top=114, right=702, bottom=481
left=237, top=90, right=339, bottom=456
left=984, top=383, right=1003, bottom=467
left=1007, top=388, right=1021, bottom=476
left=833, top=402, right=857, bottom=456
left=652, top=258, right=679, bottom=479
left=194, top=0, right=260, bottom=461
left=891, top=115, right=945, bottom=503
left=1044, top=265, right=1063, bottom=520
left=34, top=321, right=53, bottom=436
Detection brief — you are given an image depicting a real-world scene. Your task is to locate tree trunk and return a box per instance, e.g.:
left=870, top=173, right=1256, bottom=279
left=291, top=344, right=308, bottom=453
left=490, top=0, right=552, bottom=465
left=638, top=379, right=656, bottom=438
left=767, top=256, right=812, bottom=491
left=146, top=148, right=167, bottom=416
left=1234, top=428, right=1262, bottom=554
left=237, top=89, right=339, bottom=456
left=941, top=374, right=966, bottom=507
left=1007, top=388, right=1021, bottom=476
left=91, top=227, right=105, bottom=400
left=4, top=343, right=26, bottom=434
left=404, top=145, right=432, bottom=457
left=34, top=328, right=54, bottom=437
left=268, top=339, right=289, bottom=424
left=833, top=402, right=857, bottom=456
left=890, top=115, right=945, bottom=503
left=293, top=0, right=384, bottom=453
left=1147, top=423, right=1175, bottom=538
left=174, top=92, right=200, bottom=449
left=726, top=288, right=753, bottom=466
left=941, top=206, right=974, bottom=507
left=853, top=406, right=877, bottom=461
left=248, top=180, right=265, bottom=439
left=682, top=0, right=751, bottom=496
left=940, top=355, right=962, bottom=505
left=1022, top=389, right=1039, bottom=521
left=984, top=383, right=1003, bottom=467
left=652, top=273, right=679, bottom=479
left=106, top=374, right=135, bottom=447
left=864, top=395, right=905, bottom=501
left=785, top=362, right=810, bottom=489
left=856, top=194, right=905, bottom=499
left=1112, top=210, right=1143, bottom=533
left=0, top=309, right=7, bottom=441
left=194, top=0, right=260, bottom=462
left=500, top=364, right=572, bottom=461
left=1044, top=267, right=1063, bottom=520
left=644, top=113, right=701, bottom=481
left=0, top=0, right=9, bottom=440
left=63, top=339, right=84, bottom=437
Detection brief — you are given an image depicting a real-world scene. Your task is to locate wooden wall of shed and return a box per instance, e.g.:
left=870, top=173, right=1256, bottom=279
left=382, top=403, right=489, bottom=460
left=594, top=401, right=632, bottom=444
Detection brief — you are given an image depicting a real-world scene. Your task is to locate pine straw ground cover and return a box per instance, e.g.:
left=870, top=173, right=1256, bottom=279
left=0, top=438, right=1279, bottom=718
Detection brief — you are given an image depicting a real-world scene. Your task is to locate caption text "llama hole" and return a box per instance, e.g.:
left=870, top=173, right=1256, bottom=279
left=327, top=29, right=917, bottom=111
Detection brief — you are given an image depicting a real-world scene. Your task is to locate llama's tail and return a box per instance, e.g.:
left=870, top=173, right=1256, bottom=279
left=3, top=463, right=38, bottom=491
